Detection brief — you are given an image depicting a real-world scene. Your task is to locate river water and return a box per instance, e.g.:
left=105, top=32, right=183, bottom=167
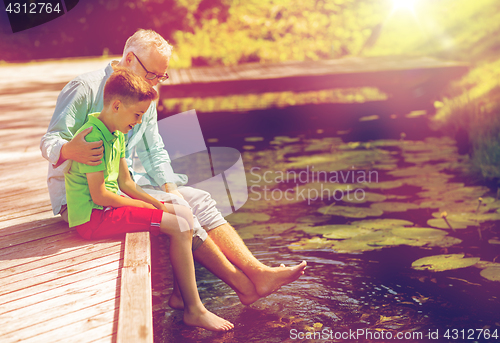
left=151, top=103, right=500, bottom=342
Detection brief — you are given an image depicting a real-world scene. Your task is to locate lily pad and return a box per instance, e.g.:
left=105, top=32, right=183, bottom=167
left=474, top=261, right=500, bottom=269
left=427, top=216, right=478, bottom=229
left=427, top=211, right=500, bottom=229
left=418, top=200, right=447, bottom=209
left=411, top=254, right=480, bottom=272
left=426, top=236, right=462, bottom=247
left=330, top=240, right=383, bottom=253
left=289, top=237, right=334, bottom=250
left=365, top=180, right=404, bottom=190
left=298, top=224, right=353, bottom=236
left=244, top=136, right=264, bottom=142
left=342, top=192, right=387, bottom=204
left=237, top=222, right=296, bottom=239
left=226, top=212, right=271, bottom=225
left=322, top=227, right=375, bottom=239
left=369, top=236, right=418, bottom=246
left=489, top=237, right=500, bottom=245
left=298, top=219, right=414, bottom=236
left=480, top=267, right=500, bottom=282
left=370, top=202, right=420, bottom=212
left=348, top=218, right=415, bottom=229
left=296, top=215, right=332, bottom=224
left=318, top=205, right=383, bottom=218
left=391, top=227, right=447, bottom=239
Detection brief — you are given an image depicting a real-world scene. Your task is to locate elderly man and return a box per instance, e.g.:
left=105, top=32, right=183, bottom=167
left=40, top=29, right=306, bottom=307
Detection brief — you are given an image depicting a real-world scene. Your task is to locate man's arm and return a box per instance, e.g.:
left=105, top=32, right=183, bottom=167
left=133, top=102, right=186, bottom=198
left=40, top=79, right=103, bottom=168
left=57, top=127, right=103, bottom=167
left=87, top=169, right=155, bottom=209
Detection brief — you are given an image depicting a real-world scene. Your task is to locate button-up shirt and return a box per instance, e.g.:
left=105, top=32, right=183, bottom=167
left=40, top=61, right=187, bottom=215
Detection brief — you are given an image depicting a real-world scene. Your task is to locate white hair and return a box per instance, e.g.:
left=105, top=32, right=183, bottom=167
left=123, top=29, right=173, bottom=59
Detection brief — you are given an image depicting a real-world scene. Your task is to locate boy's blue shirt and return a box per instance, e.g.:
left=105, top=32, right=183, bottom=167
left=64, top=113, right=125, bottom=227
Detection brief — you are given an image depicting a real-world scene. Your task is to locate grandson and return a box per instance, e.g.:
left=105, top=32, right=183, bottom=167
left=64, top=68, right=234, bottom=332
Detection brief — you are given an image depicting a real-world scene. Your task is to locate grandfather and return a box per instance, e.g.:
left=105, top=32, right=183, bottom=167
left=40, top=29, right=306, bottom=307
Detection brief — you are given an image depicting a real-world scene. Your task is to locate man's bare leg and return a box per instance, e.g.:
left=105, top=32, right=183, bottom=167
left=208, top=223, right=307, bottom=297
left=169, top=235, right=261, bottom=308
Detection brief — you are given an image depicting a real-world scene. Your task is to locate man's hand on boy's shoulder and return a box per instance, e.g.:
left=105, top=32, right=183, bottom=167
left=60, top=127, right=104, bottom=166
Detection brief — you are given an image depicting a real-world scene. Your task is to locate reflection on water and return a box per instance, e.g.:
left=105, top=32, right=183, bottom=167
left=152, top=113, right=500, bottom=342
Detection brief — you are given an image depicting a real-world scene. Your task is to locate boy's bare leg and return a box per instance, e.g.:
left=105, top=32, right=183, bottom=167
left=161, top=207, right=233, bottom=331
left=168, top=277, right=184, bottom=310
left=207, top=223, right=307, bottom=297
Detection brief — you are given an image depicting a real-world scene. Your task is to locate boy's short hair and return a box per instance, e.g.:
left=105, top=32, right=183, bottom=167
left=103, top=67, right=158, bottom=106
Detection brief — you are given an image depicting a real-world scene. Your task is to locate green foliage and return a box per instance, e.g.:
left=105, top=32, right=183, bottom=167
left=169, top=0, right=384, bottom=68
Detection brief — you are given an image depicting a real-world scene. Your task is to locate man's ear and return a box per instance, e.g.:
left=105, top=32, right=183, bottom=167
left=125, top=52, right=134, bottom=66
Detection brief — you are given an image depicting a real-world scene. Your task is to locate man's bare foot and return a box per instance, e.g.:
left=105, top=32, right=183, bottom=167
left=253, top=261, right=307, bottom=297
left=235, top=289, right=261, bottom=306
left=184, top=309, right=234, bottom=331
left=168, top=292, right=184, bottom=310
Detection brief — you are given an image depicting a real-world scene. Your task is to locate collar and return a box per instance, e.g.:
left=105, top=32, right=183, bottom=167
left=88, top=113, right=120, bottom=143
left=105, top=61, right=119, bottom=77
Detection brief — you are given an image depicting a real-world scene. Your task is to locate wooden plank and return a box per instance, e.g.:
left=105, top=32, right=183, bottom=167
left=17, top=311, right=116, bottom=343
left=0, top=236, right=119, bottom=273
left=122, top=231, right=151, bottom=268
left=117, top=265, right=153, bottom=343
left=117, top=232, right=153, bottom=343
left=0, top=221, right=72, bottom=249
left=0, top=246, right=121, bottom=296
left=0, top=245, right=122, bottom=298
left=0, top=271, right=120, bottom=326
left=160, top=56, right=469, bottom=99
left=0, top=298, right=116, bottom=343
left=0, top=216, right=62, bottom=237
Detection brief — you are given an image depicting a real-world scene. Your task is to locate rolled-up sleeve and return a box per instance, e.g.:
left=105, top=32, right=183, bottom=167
left=40, top=80, right=91, bottom=166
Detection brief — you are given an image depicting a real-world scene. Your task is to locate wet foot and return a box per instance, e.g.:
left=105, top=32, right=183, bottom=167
left=184, top=309, right=234, bottom=331
left=168, top=291, right=184, bottom=310
left=253, top=261, right=307, bottom=297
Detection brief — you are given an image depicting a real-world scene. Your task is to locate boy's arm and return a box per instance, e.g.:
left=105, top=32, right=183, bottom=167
left=86, top=170, right=155, bottom=209
left=117, top=158, right=167, bottom=211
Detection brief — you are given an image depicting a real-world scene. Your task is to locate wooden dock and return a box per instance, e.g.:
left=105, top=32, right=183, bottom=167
left=162, top=55, right=469, bottom=110
left=0, top=58, right=152, bottom=343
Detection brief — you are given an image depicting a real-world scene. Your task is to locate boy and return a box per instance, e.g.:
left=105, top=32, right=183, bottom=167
left=64, top=68, right=233, bottom=332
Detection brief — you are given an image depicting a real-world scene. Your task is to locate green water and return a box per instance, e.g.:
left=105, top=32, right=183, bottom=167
left=152, top=107, right=500, bottom=342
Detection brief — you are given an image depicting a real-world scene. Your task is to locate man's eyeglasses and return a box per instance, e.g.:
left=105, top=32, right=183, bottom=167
left=132, top=52, right=169, bottom=82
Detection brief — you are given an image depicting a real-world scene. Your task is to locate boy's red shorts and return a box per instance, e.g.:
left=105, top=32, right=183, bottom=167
left=74, top=206, right=164, bottom=240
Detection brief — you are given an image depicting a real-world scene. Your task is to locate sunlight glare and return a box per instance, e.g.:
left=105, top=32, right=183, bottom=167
left=392, top=0, right=416, bottom=11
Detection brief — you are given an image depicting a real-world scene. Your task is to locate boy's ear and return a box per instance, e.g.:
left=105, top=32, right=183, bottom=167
left=111, top=99, right=122, bottom=113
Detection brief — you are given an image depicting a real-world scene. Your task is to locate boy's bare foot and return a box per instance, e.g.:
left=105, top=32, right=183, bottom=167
left=170, top=283, right=260, bottom=308
left=253, top=261, right=307, bottom=298
left=168, top=292, right=184, bottom=310
left=184, top=309, right=234, bottom=331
